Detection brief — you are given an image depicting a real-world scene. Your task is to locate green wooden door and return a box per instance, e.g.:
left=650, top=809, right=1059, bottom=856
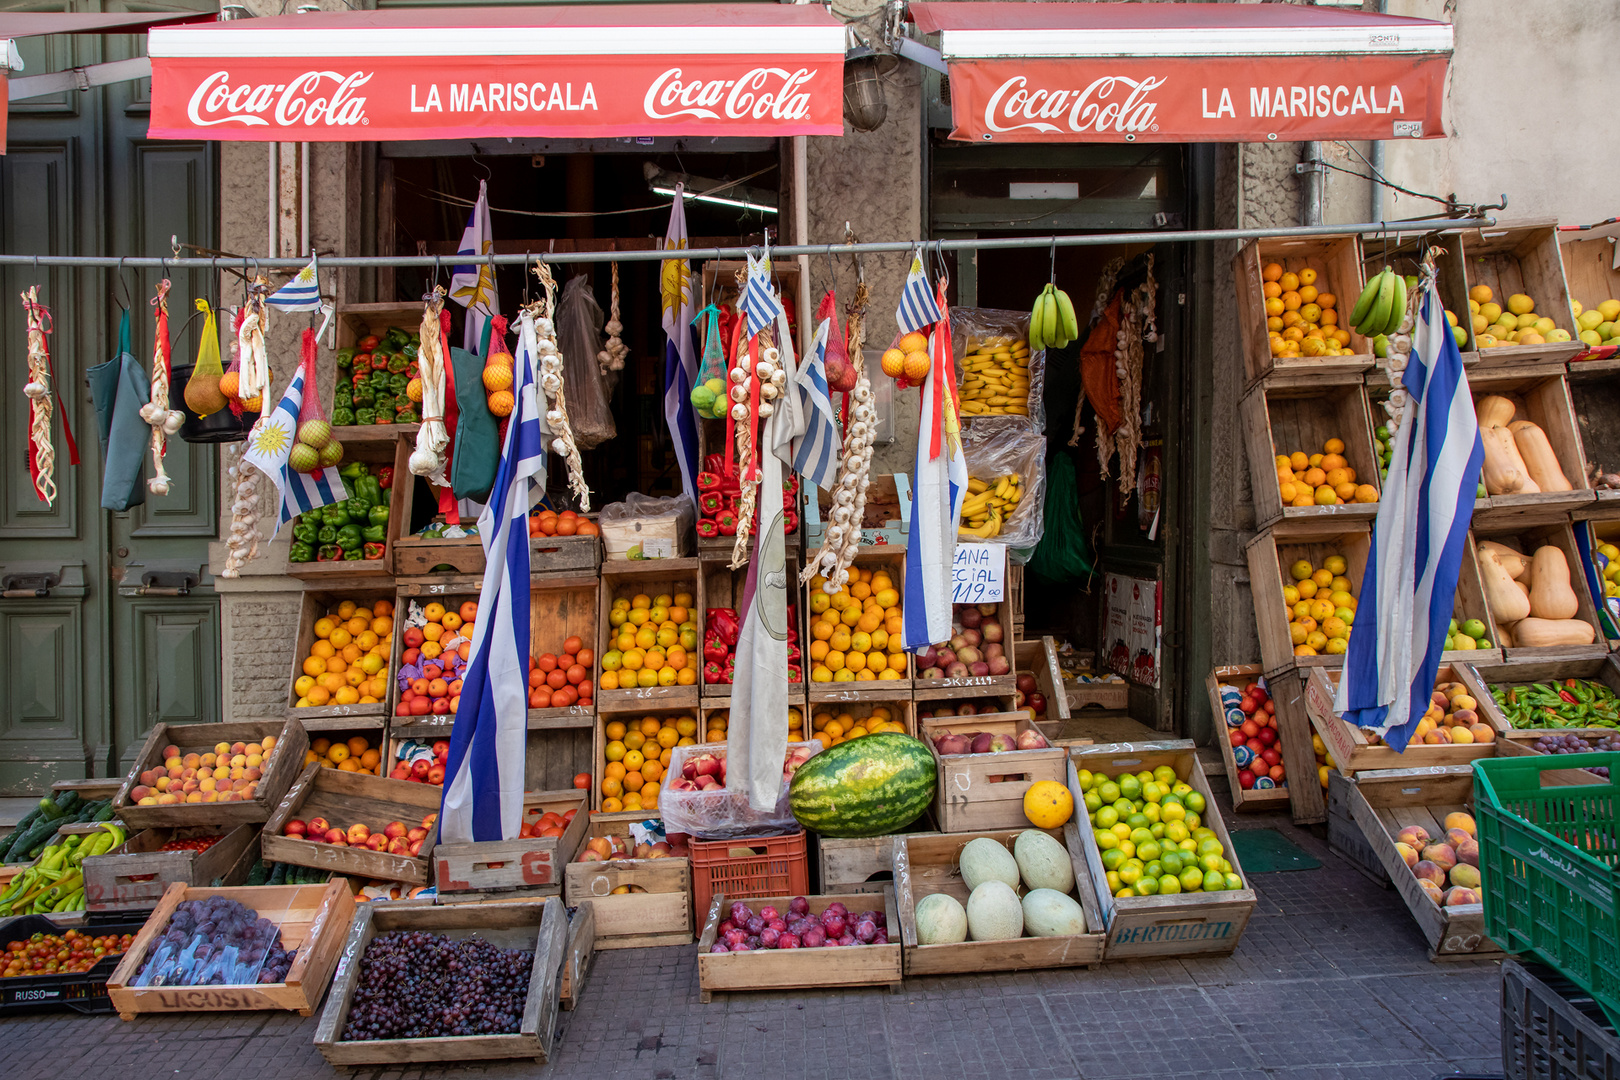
left=0, top=5, right=218, bottom=793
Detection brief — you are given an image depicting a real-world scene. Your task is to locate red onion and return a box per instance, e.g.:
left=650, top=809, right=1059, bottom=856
left=759, top=927, right=781, bottom=948
left=801, top=926, right=826, bottom=948
left=778, top=934, right=800, bottom=949
left=788, top=896, right=810, bottom=917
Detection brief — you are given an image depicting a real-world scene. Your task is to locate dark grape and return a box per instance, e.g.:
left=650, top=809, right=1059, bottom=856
left=340, top=930, right=534, bottom=1042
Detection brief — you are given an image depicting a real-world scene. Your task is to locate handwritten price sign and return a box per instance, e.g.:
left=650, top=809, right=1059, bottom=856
left=952, top=543, right=1006, bottom=605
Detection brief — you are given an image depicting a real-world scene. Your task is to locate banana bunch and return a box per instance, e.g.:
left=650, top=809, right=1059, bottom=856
left=960, top=473, right=1023, bottom=539
left=1350, top=266, right=1408, bottom=339
left=1028, top=284, right=1079, bottom=351
left=0, top=822, right=124, bottom=916
left=959, top=338, right=1032, bottom=417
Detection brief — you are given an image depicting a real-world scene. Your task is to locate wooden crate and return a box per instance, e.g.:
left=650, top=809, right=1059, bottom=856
left=288, top=586, right=397, bottom=724
left=113, top=720, right=309, bottom=830
left=559, top=901, right=595, bottom=1011
left=913, top=597, right=1017, bottom=701
left=1560, top=224, right=1620, bottom=366
left=525, top=575, right=599, bottom=725
left=433, top=791, right=589, bottom=899
left=84, top=823, right=259, bottom=912
left=1326, top=772, right=1392, bottom=888
left=805, top=473, right=912, bottom=550
left=107, top=879, right=355, bottom=1019
left=1239, top=377, right=1382, bottom=533
left=1263, top=668, right=1329, bottom=824
left=1205, top=665, right=1290, bottom=813
left=1461, top=655, right=1620, bottom=740
left=590, top=706, right=700, bottom=813
left=563, top=813, right=693, bottom=950
left=1580, top=517, right=1620, bottom=644
left=805, top=698, right=915, bottom=742
left=529, top=532, right=602, bottom=576
left=921, top=713, right=1067, bottom=833
left=694, top=889, right=902, bottom=1002
left=1016, top=636, right=1069, bottom=723
left=1232, top=233, right=1374, bottom=386
left=262, top=763, right=442, bottom=885
left=314, top=897, right=568, bottom=1065
left=389, top=438, right=485, bottom=577
left=1068, top=744, right=1256, bottom=959
left=816, top=815, right=939, bottom=895
left=1471, top=522, right=1608, bottom=661
left=700, top=552, right=807, bottom=701
left=1448, top=533, right=1508, bottom=665
left=1245, top=525, right=1372, bottom=677
left=1302, top=665, right=1499, bottom=778
left=805, top=549, right=912, bottom=696
left=892, top=826, right=1106, bottom=976
left=1570, top=374, right=1620, bottom=517
left=1491, top=732, right=1611, bottom=787
left=328, top=303, right=426, bottom=443
left=303, top=729, right=388, bottom=775
left=596, top=560, right=702, bottom=712
left=1008, top=563, right=1025, bottom=639
left=285, top=437, right=404, bottom=582
left=1459, top=221, right=1584, bottom=369
left=1361, top=230, right=1478, bottom=356
left=1338, top=766, right=1504, bottom=960
left=1470, top=370, right=1594, bottom=526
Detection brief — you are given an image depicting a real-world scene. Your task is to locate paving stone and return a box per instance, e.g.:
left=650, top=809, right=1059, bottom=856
left=1046, top=987, right=1262, bottom=1077
left=1204, top=978, right=1442, bottom=1069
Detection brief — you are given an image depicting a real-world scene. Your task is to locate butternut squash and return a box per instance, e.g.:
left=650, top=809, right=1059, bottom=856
left=1478, top=540, right=1530, bottom=580
left=1510, top=617, right=1596, bottom=648
left=1477, top=549, right=1533, bottom=622
left=1528, top=545, right=1579, bottom=620
left=1508, top=420, right=1573, bottom=492
left=1495, top=622, right=1514, bottom=648
left=1478, top=395, right=1541, bottom=495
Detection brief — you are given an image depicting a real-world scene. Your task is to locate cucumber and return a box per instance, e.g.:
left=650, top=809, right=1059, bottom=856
left=269, top=862, right=288, bottom=885
left=247, top=859, right=270, bottom=886
left=54, top=791, right=81, bottom=814
left=5, top=818, right=61, bottom=863
left=37, top=797, right=64, bottom=821
left=0, top=808, right=45, bottom=858
left=90, top=803, right=116, bottom=822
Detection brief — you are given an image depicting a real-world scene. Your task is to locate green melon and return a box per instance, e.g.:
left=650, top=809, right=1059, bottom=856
left=966, top=880, right=1024, bottom=941
left=789, top=733, right=935, bottom=838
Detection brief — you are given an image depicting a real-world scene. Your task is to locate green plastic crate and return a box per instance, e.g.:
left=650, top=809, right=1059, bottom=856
left=1473, top=754, right=1620, bottom=1029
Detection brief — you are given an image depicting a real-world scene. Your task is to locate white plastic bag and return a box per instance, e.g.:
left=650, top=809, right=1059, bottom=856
left=660, top=740, right=821, bottom=840
left=961, top=425, right=1047, bottom=549
left=556, top=274, right=615, bottom=448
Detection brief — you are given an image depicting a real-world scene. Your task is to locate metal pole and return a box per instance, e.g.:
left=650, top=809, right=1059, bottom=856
left=0, top=216, right=1494, bottom=270
left=1301, top=141, right=1324, bottom=227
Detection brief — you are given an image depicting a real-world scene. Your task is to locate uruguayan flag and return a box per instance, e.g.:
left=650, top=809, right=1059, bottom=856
left=789, top=317, right=840, bottom=491
left=450, top=179, right=498, bottom=353
left=1335, top=280, right=1485, bottom=753
left=903, top=295, right=969, bottom=652
left=895, top=249, right=942, bottom=336
left=266, top=258, right=323, bottom=312
left=661, top=189, right=701, bottom=508
left=439, top=312, right=547, bottom=843
left=241, top=337, right=348, bottom=537
left=742, top=251, right=783, bottom=339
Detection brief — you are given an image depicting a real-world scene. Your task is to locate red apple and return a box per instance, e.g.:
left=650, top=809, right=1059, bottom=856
left=365, top=834, right=388, bottom=851
left=428, top=765, right=446, bottom=785
left=407, top=827, right=428, bottom=843
left=431, top=697, right=451, bottom=715
left=411, top=759, right=431, bottom=779
left=403, top=627, right=425, bottom=648
left=387, top=837, right=411, bottom=855
left=432, top=740, right=450, bottom=760
left=421, top=813, right=437, bottom=829
left=390, top=765, right=411, bottom=780
left=408, top=838, right=423, bottom=856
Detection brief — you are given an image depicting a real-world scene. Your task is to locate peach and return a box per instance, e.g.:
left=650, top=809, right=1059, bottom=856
left=1451, top=708, right=1478, bottom=727
left=1446, top=827, right=1473, bottom=850
left=325, top=828, right=347, bottom=844
left=157, top=793, right=180, bottom=805
left=199, top=777, right=216, bottom=792
left=214, top=765, right=229, bottom=779
left=182, top=779, right=199, bottom=794
left=163, top=744, right=181, bottom=759
left=230, top=754, right=247, bottom=769
left=154, top=776, right=171, bottom=792
left=185, top=792, right=203, bottom=803
left=138, top=795, right=159, bottom=806
left=201, top=752, right=217, bottom=767
left=308, top=817, right=331, bottom=835
left=347, top=823, right=371, bottom=844
left=244, top=767, right=262, bottom=782
left=407, top=827, right=428, bottom=843
left=408, top=838, right=423, bottom=856
left=1422, top=843, right=1458, bottom=872
left=328, top=836, right=348, bottom=847
left=1397, top=825, right=1431, bottom=850
left=1448, top=863, right=1482, bottom=890
left=130, top=785, right=153, bottom=802
left=1395, top=842, right=1419, bottom=868
left=1413, top=860, right=1447, bottom=887
left=1417, top=878, right=1444, bottom=904
left=181, top=767, right=197, bottom=782
left=203, top=792, right=219, bottom=803
left=1444, top=886, right=1478, bottom=906
left=214, top=742, right=231, bottom=756
left=384, top=821, right=408, bottom=840
left=1444, top=812, right=1476, bottom=838
left=284, top=820, right=307, bottom=837
left=165, top=755, right=183, bottom=771
left=231, top=741, right=247, bottom=755
left=168, top=767, right=183, bottom=780
left=230, top=766, right=246, bottom=780
left=365, top=834, right=388, bottom=851
left=387, top=837, right=411, bottom=855
left=139, top=768, right=159, bottom=786
left=182, top=752, right=201, bottom=769
left=1456, top=838, right=1479, bottom=867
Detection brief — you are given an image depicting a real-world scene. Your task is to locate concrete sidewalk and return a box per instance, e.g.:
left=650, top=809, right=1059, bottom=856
left=0, top=812, right=1503, bottom=1080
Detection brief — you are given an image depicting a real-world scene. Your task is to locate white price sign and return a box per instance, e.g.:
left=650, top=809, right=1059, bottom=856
left=951, top=543, right=1006, bottom=605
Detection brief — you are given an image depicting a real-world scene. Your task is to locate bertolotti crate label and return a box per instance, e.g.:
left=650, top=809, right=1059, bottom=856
left=1110, top=919, right=1241, bottom=947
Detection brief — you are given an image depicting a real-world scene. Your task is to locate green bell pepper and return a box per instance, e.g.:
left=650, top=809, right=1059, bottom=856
left=336, top=524, right=363, bottom=550
left=396, top=407, right=421, bottom=424
left=332, top=406, right=356, bottom=427
left=403, top=342, right=419, bottom=361
left=368, top=504, right=390, bottom=527
left=340, top=461, right=367, bottom=482
left=318, top=524, right=338, bottom=545
left=292, top=520, right=319, bottom=545
left=347, top=496, right=371, bottom=519
left=323, top=504, right=352, bottom=527
left=375, top=410, right=394, bottom=425
left=289, top=542, right=315, bottom=563
left=334, top=387, right=353, bottom=406
left=336, top=347, right=356, bottom=369
left=389, top=372, right=409, bottom=393
left=385, top=327, right=410, bottom=350
left=355, top=407, right=376, bottom=425
left=342, top=546, right=365, bottom=561
left=317, top=543, right=341, bottom=562
left=387, top=354, right=409, bottom=375
left=362, top=524, right=386, bottom=544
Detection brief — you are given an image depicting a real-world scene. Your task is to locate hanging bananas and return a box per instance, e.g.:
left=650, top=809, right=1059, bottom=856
left=1028, top=284, right=1079, bottom=351
left=1350, top=266, right=1409, bottom=340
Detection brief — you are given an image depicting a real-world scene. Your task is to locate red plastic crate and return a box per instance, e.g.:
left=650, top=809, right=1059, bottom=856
left=690, top=830, right=810, bottom=925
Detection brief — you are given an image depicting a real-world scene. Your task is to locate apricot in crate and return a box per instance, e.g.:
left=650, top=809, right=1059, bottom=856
left=294, top=599, right=395, bottom=709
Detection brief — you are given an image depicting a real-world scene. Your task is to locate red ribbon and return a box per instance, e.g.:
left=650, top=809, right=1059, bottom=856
left=21, top=296, right=79, bottom=488
left=436, top=307, right=461, bottom=523
left=723, top=316, right=745, bottom=478
left=927, top=281, right=956, bottom=461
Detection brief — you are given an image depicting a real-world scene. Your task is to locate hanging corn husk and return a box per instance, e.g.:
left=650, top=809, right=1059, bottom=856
left=139, top=280, right=187, bottom=496
left=21, top=286, right=57, bottom=506
left=410, top=286, right=450, bottom=478
left=801, top=282, right=875, bottom=593
left=597, top=262, right=629, bottom=375
left=532, top=260, right=591, bottom=510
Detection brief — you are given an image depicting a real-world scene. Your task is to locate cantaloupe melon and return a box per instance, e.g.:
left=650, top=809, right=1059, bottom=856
left=1021, top=888, right=1087, bottom=938
left=959, top=837, right=1020, bottom=892
left=1013, top=830, right=1074, bottom=893
left=914, top=892, right=969, bottom=945
left=966, top=880, right=1024, bottom=941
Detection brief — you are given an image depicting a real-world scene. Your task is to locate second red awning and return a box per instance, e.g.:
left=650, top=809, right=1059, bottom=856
left=910, top=2, right=1453, bottom=144
left=147, top=5, right=846, bottom=142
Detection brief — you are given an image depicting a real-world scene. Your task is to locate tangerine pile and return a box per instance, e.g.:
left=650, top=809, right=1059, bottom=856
left=808, top=566, right=907, bottom=683
left=304, top=735, right=384, bottom=775
left=1274, top=437, right=1378, bottom=507
left=600, top=590, right=699, bottom=690
left=294, top=599, right=395, bottom=708
left=808, top=704, right=906, bottom=749
left=599, top=714, right=700, bottom=813
left=1285, top=553, right=1358, bottom=657
left=1261, top=263, right=1351, bottom=359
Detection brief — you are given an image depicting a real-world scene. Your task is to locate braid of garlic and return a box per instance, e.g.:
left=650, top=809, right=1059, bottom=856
left=800, top=283, right=874, bottom=593
left=220, top=440, right=263, bottom=578
left=597, top=261, right=629, bottom=375
left=140, top=279, right=185, bottom=497
left=532, top=261, right=591, bottom=511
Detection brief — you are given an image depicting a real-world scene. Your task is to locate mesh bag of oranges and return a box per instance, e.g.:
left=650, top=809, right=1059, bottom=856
left=294, top=598, right=395, bottom=708
left=807, top=566, right=908, bottom=684
left=1260, top=262, right=1353, bottom=360
left=1274, top=437, right=1378, bottom=508
left=598, top=713, right=699, bottom=814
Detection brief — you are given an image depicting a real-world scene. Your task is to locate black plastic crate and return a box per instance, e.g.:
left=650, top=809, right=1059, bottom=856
left=0, top=910, right=151, bottom=1014
left=1504, top=957, right=1620, bottom=1080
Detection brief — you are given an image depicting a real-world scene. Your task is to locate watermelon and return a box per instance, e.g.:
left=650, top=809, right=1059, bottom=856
left=788, top=733, right=934, bottom=838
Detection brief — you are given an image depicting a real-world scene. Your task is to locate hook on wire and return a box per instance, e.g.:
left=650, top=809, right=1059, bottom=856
left=113, top=257, right=131, bottom=311
left=1049, top=238, right=1058, bottom=286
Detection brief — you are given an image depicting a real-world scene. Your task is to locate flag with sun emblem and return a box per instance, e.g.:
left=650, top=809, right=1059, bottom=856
left=661, top=186, right=700, bottom=509
left=242, top=352, right=349, bottom=537
left=266, top=258, right=323, bottom=312
left=450, top=179, right=498, bottom=353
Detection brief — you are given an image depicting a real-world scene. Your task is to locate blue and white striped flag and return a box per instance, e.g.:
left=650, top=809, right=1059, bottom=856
left=266, top=259, right=323, bottom=312
left=662, top=188, right=701, bottom=508
left=742, top=251, right=784, bottom=339
left=895, top=249, right=942, bottom=335
left=439, top=312, right=548, bottom=844
left=241, top=350, right=348, bottom=537
left=790, top=317, right=840, bottom=491
left=1335, top=281, right=1484, bottom=752
left=903, top=306, right=969, bottom=652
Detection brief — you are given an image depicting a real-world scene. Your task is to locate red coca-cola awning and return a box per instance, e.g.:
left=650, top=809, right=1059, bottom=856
left=146, top=4, right=845, bottom=142
left=909, top=2, right=1453, bottom=144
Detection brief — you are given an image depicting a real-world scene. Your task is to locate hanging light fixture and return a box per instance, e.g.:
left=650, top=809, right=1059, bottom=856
left=843, top=42, right=897, bottom=134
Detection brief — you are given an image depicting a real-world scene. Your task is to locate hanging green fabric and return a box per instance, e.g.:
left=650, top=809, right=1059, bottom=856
left=86, top=309, right=149, bottom=511
left=448, top=317, right=499, bottom=504
left=1028, top=451, right=1093, bottom=583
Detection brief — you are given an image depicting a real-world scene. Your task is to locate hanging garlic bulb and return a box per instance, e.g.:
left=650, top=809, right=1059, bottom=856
left=801, top=283, right=876, bottom=592
left=237, top=284, right=269, bottom=403
left=597, top=262, right=630, bottom=375
left=141, top=279, right=177, bottom=497
left=728, top=335, right=764, bottom=569
left=411, top=288, right=450, bottom=479
left=530, top=260, right=591, bottom=510
left=220, top=441, right=262, bottom=578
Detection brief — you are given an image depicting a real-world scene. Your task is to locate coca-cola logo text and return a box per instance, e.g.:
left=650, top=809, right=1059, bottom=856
left=644, top=67, right=816, bottom=122
left=984, top=75, right=1164, bottom=136
left=186, top=70, right=371, bottom=128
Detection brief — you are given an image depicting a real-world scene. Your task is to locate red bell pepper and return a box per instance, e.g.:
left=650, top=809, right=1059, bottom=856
left=377, top=466, right=393, bottom=490
left=696, top=518, right=720, bottom=539
left=722, top=655, right=736, bottom=682
left=352, top=354, right=373, bottom=374
left=699, top=491, right=725, bottom=517
left=703, top=635, right=730, bottom=665
left=358, top=335, right=381, bottom=352
left=787, top=664, right=802, bottom=683
left=716, top=509, right=738, bottom=536
left=707, top=608, right=741, bottom=646
left=697, top=471, right=723, bottom=493
left=783, top=509, right=799, bottom=534
left=703, top=660, right=726, bottom=685
left=363, top=542, right=386, bottom=560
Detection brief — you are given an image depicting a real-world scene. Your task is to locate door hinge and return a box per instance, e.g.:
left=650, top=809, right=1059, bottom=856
left=1, top=571, right=58, bottom=598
